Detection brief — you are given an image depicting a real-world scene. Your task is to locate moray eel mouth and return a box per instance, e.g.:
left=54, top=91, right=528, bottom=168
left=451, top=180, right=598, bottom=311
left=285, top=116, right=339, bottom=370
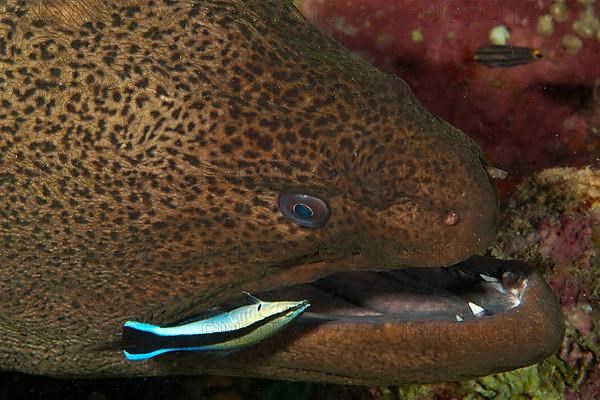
left=262, top=257, right=528, bottom=323
left=207, top=255, right=564, bottom=385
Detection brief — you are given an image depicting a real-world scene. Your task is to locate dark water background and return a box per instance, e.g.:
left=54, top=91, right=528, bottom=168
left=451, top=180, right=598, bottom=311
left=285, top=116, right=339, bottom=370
left=0, top=372, right=375, bottom=400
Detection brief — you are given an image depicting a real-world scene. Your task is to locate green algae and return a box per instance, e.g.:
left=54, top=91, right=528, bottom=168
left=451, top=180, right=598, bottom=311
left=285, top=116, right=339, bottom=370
left=396, top=384, right=440, bottom=400
left=463, top=358, right=565, bottom=400
left=387, top=358, right=565, bottom=400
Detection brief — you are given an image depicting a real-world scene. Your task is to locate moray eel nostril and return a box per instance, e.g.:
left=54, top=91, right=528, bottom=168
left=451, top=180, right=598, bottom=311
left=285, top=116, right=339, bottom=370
left=0, top=0, right=562, bottom=384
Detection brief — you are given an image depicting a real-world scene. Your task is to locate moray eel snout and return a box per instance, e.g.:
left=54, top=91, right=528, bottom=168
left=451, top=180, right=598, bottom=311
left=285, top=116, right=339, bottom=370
left=273, top=74, right=500, bottom=270
left=0, top=0, right=562, bottom=385
left=357, top=135, right=498, bottom=268
left=331, top=94, right=499, bottom=268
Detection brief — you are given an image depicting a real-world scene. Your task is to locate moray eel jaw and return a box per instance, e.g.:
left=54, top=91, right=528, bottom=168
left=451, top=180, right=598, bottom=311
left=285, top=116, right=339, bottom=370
left=133, top=256, right=563, bottom=385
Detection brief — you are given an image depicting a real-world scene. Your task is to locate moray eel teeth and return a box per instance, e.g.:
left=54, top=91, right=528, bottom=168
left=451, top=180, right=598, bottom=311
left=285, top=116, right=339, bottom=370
left=468, top=302, right=485, bottom=316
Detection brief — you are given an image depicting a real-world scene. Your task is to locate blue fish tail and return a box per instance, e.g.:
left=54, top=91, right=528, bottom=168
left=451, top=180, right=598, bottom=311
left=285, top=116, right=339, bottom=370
left=122, top=321, right=169, bottom=360
left=122, top=320, right=217, bottom=360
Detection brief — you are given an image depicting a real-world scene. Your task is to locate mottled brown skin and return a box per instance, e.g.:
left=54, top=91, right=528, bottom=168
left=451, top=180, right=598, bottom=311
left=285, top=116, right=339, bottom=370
left=0, top=0, right=528, bottom=383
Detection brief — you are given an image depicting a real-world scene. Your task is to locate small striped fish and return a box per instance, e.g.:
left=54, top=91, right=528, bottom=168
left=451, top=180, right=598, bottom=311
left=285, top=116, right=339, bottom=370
left=122, top=295, right=310, bottom=360
left=474, top=45, right=543, bottom=68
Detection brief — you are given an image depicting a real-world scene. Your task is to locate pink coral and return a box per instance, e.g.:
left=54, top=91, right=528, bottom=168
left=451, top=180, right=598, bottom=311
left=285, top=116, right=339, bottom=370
left=538, top=216, right=595, bottom=265
left=548, top=265, right=585, bottom=310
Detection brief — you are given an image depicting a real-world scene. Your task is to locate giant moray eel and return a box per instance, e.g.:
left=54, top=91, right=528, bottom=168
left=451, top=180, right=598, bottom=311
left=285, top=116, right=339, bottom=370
left=0, top=0, right=563, bottom=385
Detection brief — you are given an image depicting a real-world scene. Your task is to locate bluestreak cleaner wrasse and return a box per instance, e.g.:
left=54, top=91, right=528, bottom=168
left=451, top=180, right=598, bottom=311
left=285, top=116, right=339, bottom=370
left=474, top=45, right=543, bottom=68
left=123, top=298, right=310, bottom=360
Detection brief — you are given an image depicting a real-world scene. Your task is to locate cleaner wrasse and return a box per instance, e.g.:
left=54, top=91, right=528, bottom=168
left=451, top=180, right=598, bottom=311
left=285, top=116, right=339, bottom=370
left=123, top=297, right=310, bottom=360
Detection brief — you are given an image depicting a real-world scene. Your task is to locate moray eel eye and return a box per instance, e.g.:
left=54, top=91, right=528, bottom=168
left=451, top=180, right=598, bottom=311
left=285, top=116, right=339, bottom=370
left=293, top=203, right=313, bottom=218
left=278, top=194, right=330, bottom=228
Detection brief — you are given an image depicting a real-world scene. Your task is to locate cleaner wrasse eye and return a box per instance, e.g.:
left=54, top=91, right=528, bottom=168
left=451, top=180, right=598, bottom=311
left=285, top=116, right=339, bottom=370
left=123, top=296, right=310, bottom=360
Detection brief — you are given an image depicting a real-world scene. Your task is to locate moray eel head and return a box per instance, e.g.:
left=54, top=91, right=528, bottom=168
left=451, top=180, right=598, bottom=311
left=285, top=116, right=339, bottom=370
left=0, top=0, right=561, bottom=385
left=240, top=68, right=499, bottom=279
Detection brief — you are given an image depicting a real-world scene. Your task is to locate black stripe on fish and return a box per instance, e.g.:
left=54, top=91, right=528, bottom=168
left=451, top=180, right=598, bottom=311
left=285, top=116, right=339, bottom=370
left=122, top=302, right=307, bottom=357
left=474, top=45, right=543, bottom=68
